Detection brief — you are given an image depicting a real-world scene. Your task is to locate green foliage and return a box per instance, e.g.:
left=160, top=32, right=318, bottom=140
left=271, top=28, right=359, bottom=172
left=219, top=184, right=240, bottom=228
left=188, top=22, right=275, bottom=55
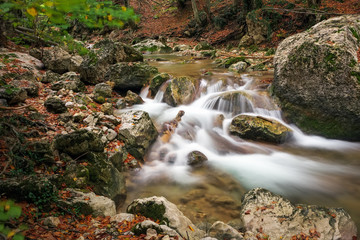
left=265, top=48, right=276, bottom=56
left=0, top=200, right=25, bottom=240
left=28, top=181, right=58, bottom=211
left=349, top=27, right=360, bottom=42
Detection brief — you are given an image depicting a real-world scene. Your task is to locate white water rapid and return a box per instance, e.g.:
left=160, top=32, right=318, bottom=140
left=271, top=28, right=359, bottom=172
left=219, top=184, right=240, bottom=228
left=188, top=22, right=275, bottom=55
left=123, top=55, right=360, bottom=227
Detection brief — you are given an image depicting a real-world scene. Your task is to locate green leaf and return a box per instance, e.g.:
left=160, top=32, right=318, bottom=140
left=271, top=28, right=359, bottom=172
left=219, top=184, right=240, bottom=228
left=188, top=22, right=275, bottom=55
left=0, top=223, right=4, bottom=231
left=13, top=234, right=25, bottom=240
left=0, top=212, right=8, bottom=221
left=7, top=206, right=21, bottom=218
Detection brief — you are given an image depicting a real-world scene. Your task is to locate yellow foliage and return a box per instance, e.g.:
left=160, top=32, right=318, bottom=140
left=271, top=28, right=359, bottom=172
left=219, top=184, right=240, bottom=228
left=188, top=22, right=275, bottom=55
left=108, top=15, right=113, bottom=21
left=26, top=7, right=38, bottom=17
left=121, top=6, right=126, bottom=11
left=7, top=231, right=15, bottom=238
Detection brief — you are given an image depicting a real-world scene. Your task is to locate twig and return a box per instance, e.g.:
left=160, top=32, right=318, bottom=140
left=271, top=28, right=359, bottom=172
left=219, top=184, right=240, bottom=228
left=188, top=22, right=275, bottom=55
left=73, top=152, right=89, bottom=162
left=0, top=104, right=32, bottom=110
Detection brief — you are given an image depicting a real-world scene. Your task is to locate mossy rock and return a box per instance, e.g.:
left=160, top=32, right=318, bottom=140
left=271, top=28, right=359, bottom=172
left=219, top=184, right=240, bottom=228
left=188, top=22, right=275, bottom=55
left=149, top=73, right=171, bottom=96
left=194, top=41, right=214, bottom=51
left=217, top=57, right=247, bottom=68
left=162, top=76, right=196, bottom=106
left=229, top=114, right=292, bottom=143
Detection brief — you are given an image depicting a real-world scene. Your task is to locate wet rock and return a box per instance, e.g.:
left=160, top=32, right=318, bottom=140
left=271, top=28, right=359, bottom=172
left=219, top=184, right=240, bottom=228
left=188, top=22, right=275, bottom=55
left=229, top=61, right=248, bottom=73
left=93, top=83, right=113, bottom=102
left=187, top=151, right=208, bottom=167
left=229, top=114, right=292, bottom=144
left=209, top=221, right=244, bottom=240
left=149, top=73, right=171, bottom=96
left=163, top=76, right=196, bottom=106
left=60, top=188, right=116, bottom=217
left=273, top=15, right=360, bottom=140
left=207, top=91, right=253, bottom=115
left=54, top=129, right=104, bottom=157
left=105, top=62, right=158, bottom=91
left=79, top=39, right=143, bottom=84
left=217, top=57, right=247, bottom=68
left=117, top=110, right=158, bottom=159
left=194, top=41, right=214, bottom=51
left=51, top=72, right=85, bottom=92
left=240, top=188, right=358, bottom=240
left=44, top=97, right=67, bottom=114
left=124, top=90, right=144, bottom=106
left=133, top=39, right=172, bottom=53
left=0, top=86, right=27, bottom=105
left=127, top=196, right=205, bottom=239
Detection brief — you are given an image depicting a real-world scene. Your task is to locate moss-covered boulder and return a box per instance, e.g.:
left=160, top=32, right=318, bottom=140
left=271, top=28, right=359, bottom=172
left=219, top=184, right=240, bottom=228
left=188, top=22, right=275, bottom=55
left=273, top=15, right=360, bottom=140
left=51, top=72, right=85, bottom=92
left=149, top=73, right=171, bottom=96
left=79, top=39, right=143, bottom=84
left=93, top=83, right=113, bottom=102
left=127, top=196, right=205, bottom=239
left=162, top=76, right=196, bottom=106
left=229, top=114, right=292, bottom=143
left=116, top=110, right=158, bottom=159
left=105, top=62, right=158, bottom=91
left=44, top=97, right=67, bottom=114
left=54, top=129, right=104, bottom=157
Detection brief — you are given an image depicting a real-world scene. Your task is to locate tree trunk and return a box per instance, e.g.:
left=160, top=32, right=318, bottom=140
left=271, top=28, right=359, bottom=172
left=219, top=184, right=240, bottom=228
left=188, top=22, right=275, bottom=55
left=191, top=0, right=201, bottom=26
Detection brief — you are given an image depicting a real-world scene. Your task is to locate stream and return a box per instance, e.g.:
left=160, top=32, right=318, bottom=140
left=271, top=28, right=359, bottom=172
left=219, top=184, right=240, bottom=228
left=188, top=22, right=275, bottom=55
left=120, top=54, right=360, bottom=230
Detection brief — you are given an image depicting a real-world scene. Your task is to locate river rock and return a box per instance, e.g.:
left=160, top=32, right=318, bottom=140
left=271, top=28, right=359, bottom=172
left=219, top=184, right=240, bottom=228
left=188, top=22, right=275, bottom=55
left=51, top=72, right=85, bottom=92
left=163, top=76, right=196, bottom=106
left=187, top=151, right=208, bottom=167
left=209, top=221, right=244, bottom=240
left=229, top=114, right=292, bottom=144
left=54, top=129, right=104, bottom=157
left=273, top=15, right=360, bottom=140
left=0, top=86, right=27, bottom=105
left=229, top=61, right=248, bottom=73
left=105, top=62, right=158, bottom=90
left=79, top=39, right=143, bottom=84
left=133, top=39, right=172, bottom=53
left=116, top=110, right=158, bottom=159
left=149, top=73, right=171, bottom=96
left=240, top=188, right=358, bottom=240
left=44, top=97, right=67, bottom=114
left=124, top=90, right=144, bottom=106
left=127, top=196, right=205, bottom=239
left=60, top=188, right=116, bottom=217
left=194, top=41, right=214, bottom=51
left=207, top=91, right=253, bottom=115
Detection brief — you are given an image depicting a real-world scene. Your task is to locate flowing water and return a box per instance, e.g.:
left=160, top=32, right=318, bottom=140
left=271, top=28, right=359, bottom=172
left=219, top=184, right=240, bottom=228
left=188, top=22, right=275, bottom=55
left=121, top=54, right=360, bottom=230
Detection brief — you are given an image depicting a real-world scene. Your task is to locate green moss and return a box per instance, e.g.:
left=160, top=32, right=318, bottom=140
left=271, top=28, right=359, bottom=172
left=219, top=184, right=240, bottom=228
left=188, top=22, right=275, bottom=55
left=351, top=71, right=360, bottom=83
left=324, top=52, right=337, bottom=72
left=349, top=59, right=357, bottom=68
left=349, top=27, right=360, bottom=42
left=95, top=96, right=105, bottom=104
left=130, top=202, right=169, bottom=225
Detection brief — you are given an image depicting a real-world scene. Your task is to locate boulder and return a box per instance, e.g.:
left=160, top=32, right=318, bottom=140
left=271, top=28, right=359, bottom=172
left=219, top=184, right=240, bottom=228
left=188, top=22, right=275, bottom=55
left=116, top=110, right=158, bottom=159
left=239, top=13, right=268, bottom=46
left=163, top=76, right=196, bottom=106
left=60, top=188, right=116, bottom=217
left=127, top=196, right=205, bottom=239
left=44, top=97, right=67, bottom=114
left=240, top=188, right=358, bottom=240
left=229, top=61, right=248, bottom=73
left=61, top=152, right=126, bottom=204
left=124, top=90, right=144, bottom=106
left=41, top=70, right=61, bottom=83
left=273, top=15, right=360, bottom=140
left=187, top=151, right=208, bottom=167
left=105, top=62, right=158, bottom=91
left=51, top=72, right=85, bottom=92
left=54, top=129, right=104, bottom=157
left=206, top=91, right=253, bottom=115
left=101, top=102, right=113, bottom=115
left=229, top=114, right=292, bottom=144
left=0, top=86, right=27, bottom=105
left=79, top=39, right=143, bottom=84
left=133, top=39, right=172, bottom=53
left=40, top=46, right=81, bottom=74
left=209, top=221, right=244, bottom=240
left=149, top=73, right=171, bottom=96
left=93, top=83, right=113, bottom=101
left=194, top=41, right=214, bottom=51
